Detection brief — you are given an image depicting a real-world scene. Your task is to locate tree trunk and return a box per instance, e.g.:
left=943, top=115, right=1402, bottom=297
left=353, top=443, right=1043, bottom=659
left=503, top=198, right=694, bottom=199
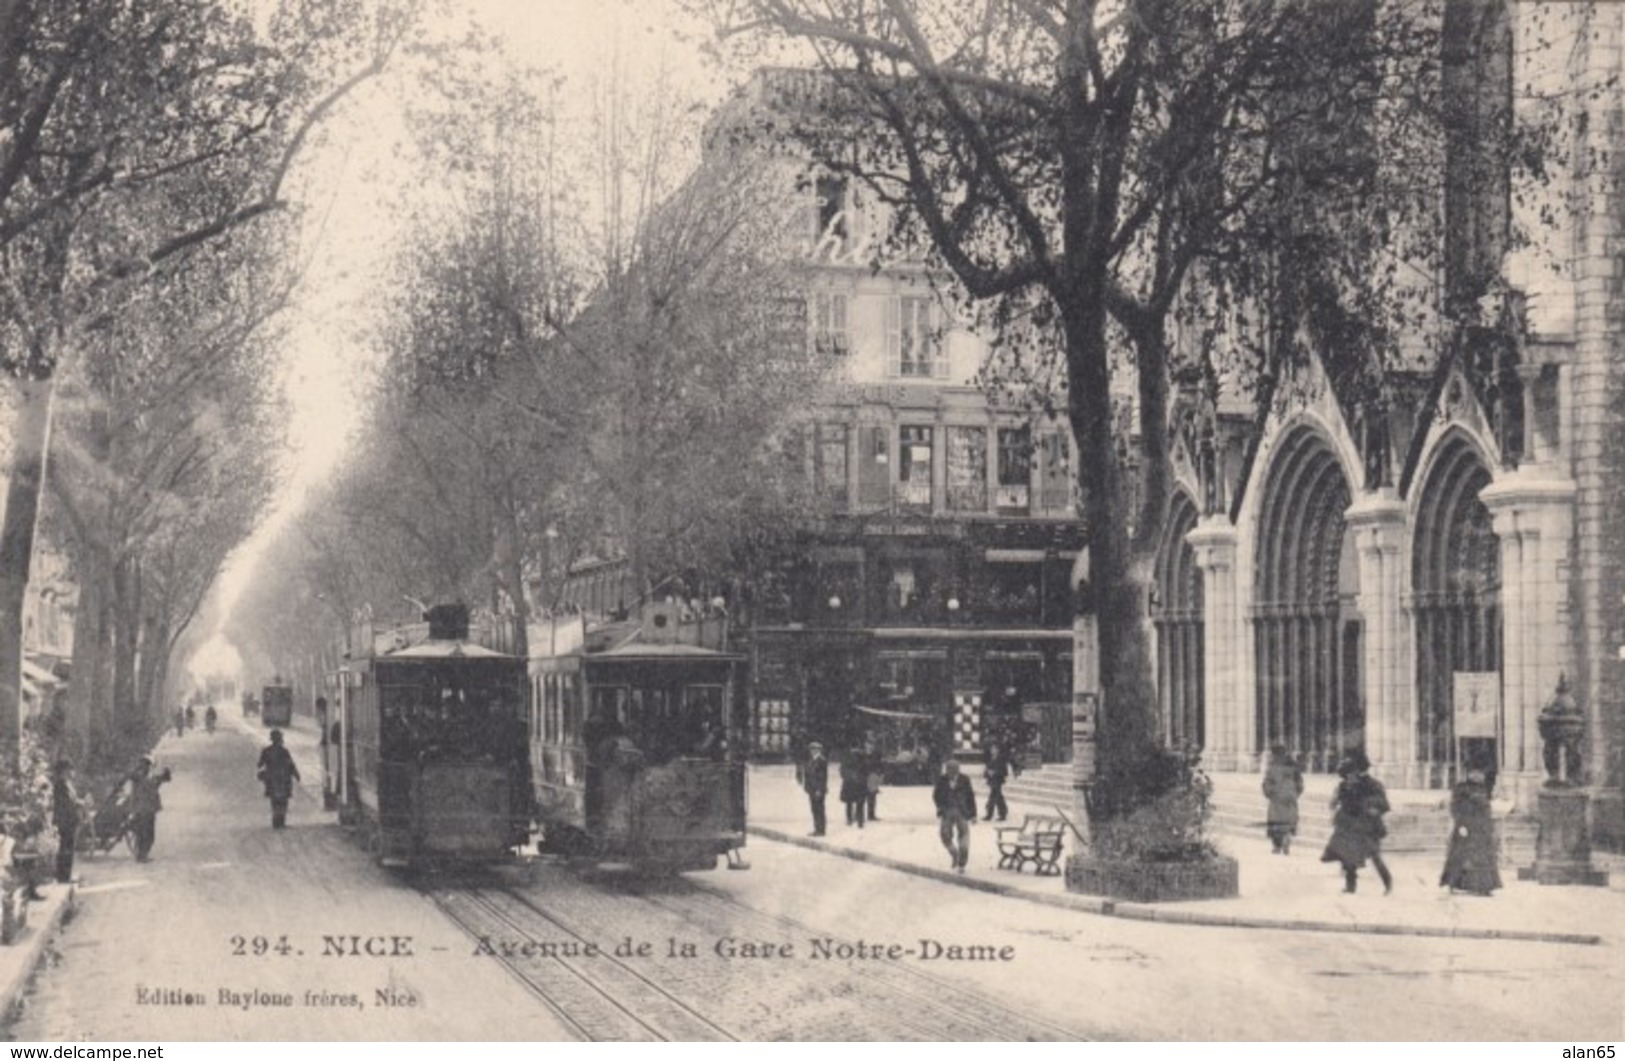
left=66, top=548, right=115, bottom=768
left=0, top=375, right=56, bottom=770
left=112, top=553, right=140, bottom=736
left=495, top=510, right=530, bottom=659
left=1060, top=285, right=1161, bottom=811
left=137, top=607, right=167, bottom=722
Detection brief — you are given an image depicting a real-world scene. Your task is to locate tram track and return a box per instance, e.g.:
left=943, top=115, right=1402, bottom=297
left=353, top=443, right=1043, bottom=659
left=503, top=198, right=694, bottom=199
left=652, top=878, right=1088, bottom=1041
left=423, top=859, right=1087, bottom=1041
left=423, top=884, right=738, bottom=1041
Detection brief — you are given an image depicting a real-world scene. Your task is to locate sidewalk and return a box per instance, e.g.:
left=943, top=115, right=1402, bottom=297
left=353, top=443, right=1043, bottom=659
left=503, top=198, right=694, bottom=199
left=747, top=765, right=1625, bottom=946
left=0, top=887, right=75, bottom=1022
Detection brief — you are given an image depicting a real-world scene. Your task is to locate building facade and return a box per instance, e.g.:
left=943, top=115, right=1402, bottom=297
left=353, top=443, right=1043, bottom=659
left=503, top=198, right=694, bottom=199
left=725, top=155, right=1087, bottom=768
left=1140, top=2, right=1625, bottom=842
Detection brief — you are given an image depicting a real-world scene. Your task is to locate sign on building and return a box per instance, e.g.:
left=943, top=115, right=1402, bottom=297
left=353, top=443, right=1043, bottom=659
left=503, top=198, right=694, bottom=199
left=1452, top=672, right=1500, bottom=739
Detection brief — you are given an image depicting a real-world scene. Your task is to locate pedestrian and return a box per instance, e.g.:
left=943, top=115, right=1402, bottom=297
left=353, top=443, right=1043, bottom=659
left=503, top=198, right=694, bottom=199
left=7, top=816, right=47, bottom=901
left=933, top=759, right=977, bottom=874
left=1320, top=751, right=1393, bottom=894
left=983, top=740, right=1012, bottom=822
left=257, top=729, right=301, bottom=829
left=50, top=759, right=79, bottom=884
left=1440, top=769, right=1501, bottom=896
left=184, top=705, right=196, bottom=731
left=125, top=756, right=173, bottom=863
left=173, top=708, right=186, bottom=738
left=803, top=741, right=829, bottom=837
left=839, top=747, right=867, bottom=828
left=863, top=735, right=883, bottom=822
left=1262, top=743, right=1303, bottom=854
left=204, top=705, right=217, bottom=734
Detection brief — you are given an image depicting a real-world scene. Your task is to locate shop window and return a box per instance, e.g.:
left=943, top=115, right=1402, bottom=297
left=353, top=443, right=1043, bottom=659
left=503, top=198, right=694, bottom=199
left=899, top=425, right=933, bottom=510
left=1039, top=430, right=1074, bottom=513
left=755, top=698, right=792, bottom=754
left=947, top=426, right=988, bottom=512
left=858, top=425, right=891, bottom=509
left=815, top=422, right=849, bottom=508
left=997, top=427, right=1032, bottom=514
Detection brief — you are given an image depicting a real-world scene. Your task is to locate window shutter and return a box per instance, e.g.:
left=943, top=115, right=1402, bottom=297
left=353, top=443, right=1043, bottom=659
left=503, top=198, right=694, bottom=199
left=886, top=296, right=901, bottom=376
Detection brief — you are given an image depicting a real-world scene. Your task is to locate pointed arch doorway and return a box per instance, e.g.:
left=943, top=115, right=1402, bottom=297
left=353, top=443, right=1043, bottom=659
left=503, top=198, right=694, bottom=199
left=1411, top=434, right=1501, bottom=787
left=1253, top=426, right=1363, bottom=772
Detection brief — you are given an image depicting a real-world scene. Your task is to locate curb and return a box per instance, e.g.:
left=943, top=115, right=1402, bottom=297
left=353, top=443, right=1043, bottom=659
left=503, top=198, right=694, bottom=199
left=747, top=825, right=1603, bottom=947
left=0, top=885, right=76, bottom=1020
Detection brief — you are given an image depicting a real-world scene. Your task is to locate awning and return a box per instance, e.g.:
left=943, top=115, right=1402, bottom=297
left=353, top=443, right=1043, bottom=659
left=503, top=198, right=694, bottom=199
left=853, top=704, right=937, bottom=723
left=22, top=660, right=58, bottom=687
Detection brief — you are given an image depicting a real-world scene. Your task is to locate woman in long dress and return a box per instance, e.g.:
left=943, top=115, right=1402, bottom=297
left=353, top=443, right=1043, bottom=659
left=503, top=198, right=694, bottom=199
left=1261, top=744, right=1303, bottom=854
left=1440, top=769, right=1501, bottom=896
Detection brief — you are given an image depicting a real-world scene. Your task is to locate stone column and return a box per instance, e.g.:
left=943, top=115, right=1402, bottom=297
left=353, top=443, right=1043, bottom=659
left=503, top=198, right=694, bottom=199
left=1344, top=492, right=1411, bottom=784
left=1480, top=470, right=1577, bottom=808
left=1188, top=517, right=1242, bottom=771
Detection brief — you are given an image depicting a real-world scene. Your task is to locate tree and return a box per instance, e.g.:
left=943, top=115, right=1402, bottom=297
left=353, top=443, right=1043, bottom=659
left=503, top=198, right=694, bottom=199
left=0, top=0, right=415, bottom=764
left=699, top=0, right=1547, bottom=821
left=43, top=226, right=288, bottom=761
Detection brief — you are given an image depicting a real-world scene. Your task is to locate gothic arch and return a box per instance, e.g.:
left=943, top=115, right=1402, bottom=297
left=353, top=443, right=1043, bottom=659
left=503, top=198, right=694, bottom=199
left=1153, top=490, right=1204, bottom=751
left=1253, top=424, right=1361, bottom=771
left=1411, top=431, right=1500, bottom=782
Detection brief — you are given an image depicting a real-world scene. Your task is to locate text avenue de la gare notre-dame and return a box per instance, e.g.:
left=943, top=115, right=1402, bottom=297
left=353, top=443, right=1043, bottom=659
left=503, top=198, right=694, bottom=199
left=471, top=935, right=1017, bottom=962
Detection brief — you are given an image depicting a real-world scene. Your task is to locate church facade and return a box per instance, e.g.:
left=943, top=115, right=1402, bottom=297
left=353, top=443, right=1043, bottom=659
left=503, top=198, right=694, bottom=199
left=1148, top=2, right=1625, bottom=841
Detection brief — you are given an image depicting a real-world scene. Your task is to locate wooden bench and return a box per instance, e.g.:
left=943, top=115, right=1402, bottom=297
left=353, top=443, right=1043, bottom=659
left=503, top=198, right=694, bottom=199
left=995, top=814, right=1066, bottom=875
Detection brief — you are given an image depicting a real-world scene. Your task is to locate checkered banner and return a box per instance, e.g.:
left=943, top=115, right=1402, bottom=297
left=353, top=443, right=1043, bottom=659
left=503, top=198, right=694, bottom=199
left=952, top=692, right=983, bottom=752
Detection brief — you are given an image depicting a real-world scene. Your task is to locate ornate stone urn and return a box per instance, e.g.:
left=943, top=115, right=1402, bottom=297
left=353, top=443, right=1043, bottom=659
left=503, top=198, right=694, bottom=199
left=1537, top=674, right=1585, bottom=787
left=1520, top=675, right=1609, bottom=886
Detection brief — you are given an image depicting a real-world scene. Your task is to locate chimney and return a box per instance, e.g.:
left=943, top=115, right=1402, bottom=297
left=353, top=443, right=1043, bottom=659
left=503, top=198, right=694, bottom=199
left=426, top=603, right=470, bottom=641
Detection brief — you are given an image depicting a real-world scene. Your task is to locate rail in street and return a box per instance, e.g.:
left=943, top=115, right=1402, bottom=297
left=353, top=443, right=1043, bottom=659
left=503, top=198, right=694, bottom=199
left=421, top=865, right=1087, bottom=1042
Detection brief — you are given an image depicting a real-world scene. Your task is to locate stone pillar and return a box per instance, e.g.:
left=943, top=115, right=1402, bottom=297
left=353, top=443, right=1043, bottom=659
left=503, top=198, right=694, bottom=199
left=1188, top=517, right=1243, bottom=771
left=1480, top=470, right=1577, bottom=808
left=1344, top=492, right=1412, bottom=784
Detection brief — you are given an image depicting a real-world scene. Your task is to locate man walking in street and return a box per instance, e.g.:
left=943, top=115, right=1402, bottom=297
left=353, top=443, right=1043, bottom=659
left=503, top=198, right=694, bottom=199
left=126, top=756, right=172, bottom=863
left=257, top=729, right=300, bottom=829
left=983, top=740, right=1014, bottom=822
left=933, top=760, right=977, bottom=873
left=803, top=741, right=829, bottom=836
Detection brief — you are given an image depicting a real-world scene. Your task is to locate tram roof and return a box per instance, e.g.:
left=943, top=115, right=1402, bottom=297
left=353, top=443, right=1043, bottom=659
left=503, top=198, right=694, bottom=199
left=379, top=640, right=517, bottom=661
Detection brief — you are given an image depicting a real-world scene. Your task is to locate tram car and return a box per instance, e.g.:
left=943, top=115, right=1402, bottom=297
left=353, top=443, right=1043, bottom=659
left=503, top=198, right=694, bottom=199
left=260, top=682, right=294, bottom=728
left=347, top=604, right=530, bottom=866
left=530, top=602, right=746, bottom=873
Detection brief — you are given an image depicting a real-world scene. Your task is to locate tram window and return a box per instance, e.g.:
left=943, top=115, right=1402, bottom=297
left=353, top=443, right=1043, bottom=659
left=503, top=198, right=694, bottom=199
left=586, top=686, right=628, bottom=750
left=544, top=674, right=560, bottom=744
left=683, top=686, right=726, bottom=759
left=560, top=674, right=579, bottom=744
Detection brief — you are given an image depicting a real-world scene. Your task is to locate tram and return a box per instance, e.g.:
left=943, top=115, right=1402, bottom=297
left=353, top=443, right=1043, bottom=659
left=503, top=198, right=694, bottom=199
left=529, top=603, right=747, bottom=873
left=346, top=604, right=530, bottom=867
left=260, top=682, right=294, bottom=728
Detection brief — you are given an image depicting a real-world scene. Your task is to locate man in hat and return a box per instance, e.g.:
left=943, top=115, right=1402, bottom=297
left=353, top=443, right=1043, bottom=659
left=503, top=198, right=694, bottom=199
left=125, top=756, right=172, bottom=863
left=1320, top=751, right=1392, bottom=894
left=802, top=741, right=829, bottom=837
left=50, top=759, right=79, bottom=883
left=933, top=760, right=977, bottom=873
left=257, top=729, right=300, bottom=829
